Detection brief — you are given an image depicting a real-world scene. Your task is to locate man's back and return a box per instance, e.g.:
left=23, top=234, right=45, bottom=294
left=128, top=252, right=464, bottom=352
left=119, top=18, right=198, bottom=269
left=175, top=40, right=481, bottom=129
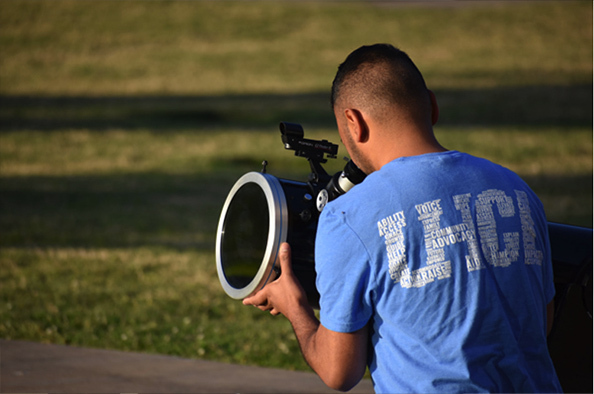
left=315, top=150, right=562, bottom=393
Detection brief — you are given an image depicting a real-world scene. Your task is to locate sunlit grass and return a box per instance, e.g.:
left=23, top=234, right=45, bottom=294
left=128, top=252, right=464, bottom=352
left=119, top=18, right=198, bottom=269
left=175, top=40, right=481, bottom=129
left=0, top=129, right=339, bottom=177
left=1, top=127, right=590, bottom=178
left=0, top=1, right=591, bottom=94
left=436, top=127, right=593, bottom=177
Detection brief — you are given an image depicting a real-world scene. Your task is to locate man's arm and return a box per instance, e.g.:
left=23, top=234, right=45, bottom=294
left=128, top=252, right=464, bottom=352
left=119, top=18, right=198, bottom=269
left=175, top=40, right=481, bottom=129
left=243, top=243, right=368, bottom=392
left=290, top=309, right=368, bottom=391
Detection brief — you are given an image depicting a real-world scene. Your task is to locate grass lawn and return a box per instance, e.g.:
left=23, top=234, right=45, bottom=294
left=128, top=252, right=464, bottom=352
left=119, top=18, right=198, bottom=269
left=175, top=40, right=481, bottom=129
left=0, top=0, right=591, bottom=372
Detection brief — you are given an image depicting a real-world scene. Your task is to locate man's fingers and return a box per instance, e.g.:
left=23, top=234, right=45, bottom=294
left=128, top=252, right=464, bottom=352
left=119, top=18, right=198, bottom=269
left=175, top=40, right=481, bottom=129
left=278, top=242, right=293, bottom=274
left=270, top=309, right=281, bottom=316
left=242, top=291, right=264, bottom=306
left=242, top=243, right=292, bottom=313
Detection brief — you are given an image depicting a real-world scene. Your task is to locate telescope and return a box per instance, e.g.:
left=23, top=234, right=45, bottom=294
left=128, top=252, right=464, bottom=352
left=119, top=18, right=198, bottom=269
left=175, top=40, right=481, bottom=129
left=215, top=122, right=366, bottom=308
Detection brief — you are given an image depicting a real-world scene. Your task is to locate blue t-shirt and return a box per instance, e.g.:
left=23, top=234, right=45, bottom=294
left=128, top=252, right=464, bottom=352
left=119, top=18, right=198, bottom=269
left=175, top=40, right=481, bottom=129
left=315, top=151, right=561, bottom=393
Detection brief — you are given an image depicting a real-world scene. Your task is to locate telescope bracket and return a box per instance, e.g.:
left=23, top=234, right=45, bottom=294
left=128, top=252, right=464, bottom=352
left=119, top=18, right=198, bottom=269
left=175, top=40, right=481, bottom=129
left=279, top=122, right=337, bottom=186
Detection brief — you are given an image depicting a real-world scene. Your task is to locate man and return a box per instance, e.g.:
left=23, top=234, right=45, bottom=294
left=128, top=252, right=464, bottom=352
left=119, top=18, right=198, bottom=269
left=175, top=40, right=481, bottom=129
left=244, top=44, right=561, bottom=393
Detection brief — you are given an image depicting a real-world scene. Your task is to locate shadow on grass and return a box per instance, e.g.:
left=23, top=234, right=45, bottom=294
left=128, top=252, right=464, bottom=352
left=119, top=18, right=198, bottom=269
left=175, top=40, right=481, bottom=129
left=0, top=83, right=592, bottom=131
left=0, top=172, right=237, bottom=250
left=0, top=171, right=591, bottom=251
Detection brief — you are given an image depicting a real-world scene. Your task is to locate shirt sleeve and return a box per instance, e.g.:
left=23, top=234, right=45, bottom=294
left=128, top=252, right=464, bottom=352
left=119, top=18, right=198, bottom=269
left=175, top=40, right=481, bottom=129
left=315, top=208, right=373, bottom=333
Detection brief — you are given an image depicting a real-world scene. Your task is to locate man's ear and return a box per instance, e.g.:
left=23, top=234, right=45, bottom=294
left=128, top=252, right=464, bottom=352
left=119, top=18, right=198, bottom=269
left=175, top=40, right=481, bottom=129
left=344, top=108, right=369, bottom=143
left=429, top=90, right=439, bottom=126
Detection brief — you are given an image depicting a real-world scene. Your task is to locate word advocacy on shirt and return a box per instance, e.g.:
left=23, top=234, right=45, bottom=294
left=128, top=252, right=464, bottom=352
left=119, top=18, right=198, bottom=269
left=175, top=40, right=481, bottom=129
left=377, top=189, right=543, bottom=289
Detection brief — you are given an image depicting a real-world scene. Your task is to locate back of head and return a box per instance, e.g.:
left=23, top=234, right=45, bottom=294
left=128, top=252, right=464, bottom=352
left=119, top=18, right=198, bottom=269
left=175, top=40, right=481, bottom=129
left=331, top=44, right=431, bottom=126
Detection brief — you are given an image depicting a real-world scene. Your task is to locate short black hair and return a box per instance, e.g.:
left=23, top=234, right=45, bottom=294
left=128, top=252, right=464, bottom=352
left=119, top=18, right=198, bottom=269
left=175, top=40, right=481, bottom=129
left=330, top=44, right=430, bottom=120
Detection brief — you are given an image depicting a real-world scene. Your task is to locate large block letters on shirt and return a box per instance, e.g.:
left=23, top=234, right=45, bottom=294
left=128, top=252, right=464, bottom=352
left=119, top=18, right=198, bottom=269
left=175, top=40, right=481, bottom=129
left=378, top=188, right=543, bottom=289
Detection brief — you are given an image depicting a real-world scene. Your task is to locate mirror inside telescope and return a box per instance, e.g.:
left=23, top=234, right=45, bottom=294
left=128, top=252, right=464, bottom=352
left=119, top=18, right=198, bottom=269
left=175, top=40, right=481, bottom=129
left=220, top=182, right=270, bottom=289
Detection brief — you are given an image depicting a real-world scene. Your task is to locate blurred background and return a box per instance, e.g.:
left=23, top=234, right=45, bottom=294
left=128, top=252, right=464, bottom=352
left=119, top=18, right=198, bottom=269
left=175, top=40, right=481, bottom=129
left=0, top=0, right=591, bottom=378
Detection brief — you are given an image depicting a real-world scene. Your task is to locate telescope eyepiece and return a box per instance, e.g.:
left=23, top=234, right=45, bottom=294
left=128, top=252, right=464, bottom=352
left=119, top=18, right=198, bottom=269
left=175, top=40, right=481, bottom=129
left=317, top=160, right=366, bottom=211
left=342, top=159, right=367, bottom=185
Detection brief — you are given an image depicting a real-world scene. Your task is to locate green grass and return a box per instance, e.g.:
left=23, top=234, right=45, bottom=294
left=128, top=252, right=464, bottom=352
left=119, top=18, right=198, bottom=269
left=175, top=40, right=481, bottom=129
left=0, top=1, right=591, bottom=94
left=0, top=0, right=592, bottom=373
left=0, top=247, right=306, bottom=369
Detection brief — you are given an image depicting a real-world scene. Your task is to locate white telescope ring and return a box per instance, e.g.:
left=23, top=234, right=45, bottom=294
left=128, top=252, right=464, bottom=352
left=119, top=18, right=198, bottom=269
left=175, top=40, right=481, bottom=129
left=215, top=172, right=288, bottom=299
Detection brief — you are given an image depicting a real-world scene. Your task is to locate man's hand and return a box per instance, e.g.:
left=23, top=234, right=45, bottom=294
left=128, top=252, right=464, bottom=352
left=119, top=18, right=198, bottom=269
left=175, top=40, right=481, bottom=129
left=242, top=242, right=368, bottom=392
left=242, top=242, right=311, bottom=319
